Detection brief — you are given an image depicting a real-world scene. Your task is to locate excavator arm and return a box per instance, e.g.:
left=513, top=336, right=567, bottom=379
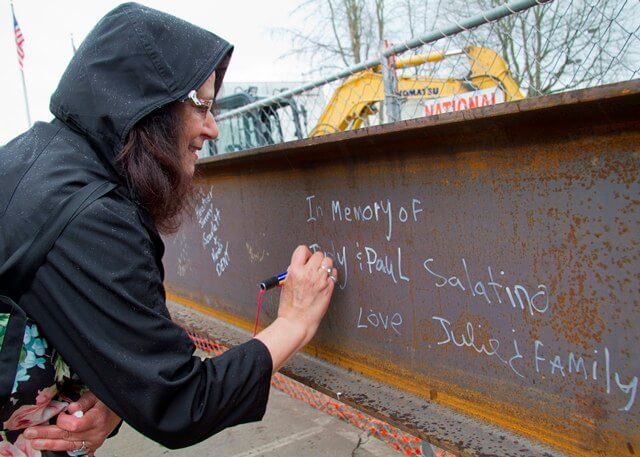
left=309, top=46, right=523, bottom=138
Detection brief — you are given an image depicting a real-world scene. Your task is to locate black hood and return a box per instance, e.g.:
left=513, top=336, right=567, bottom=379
left=50, top=2, right=232, bottom=178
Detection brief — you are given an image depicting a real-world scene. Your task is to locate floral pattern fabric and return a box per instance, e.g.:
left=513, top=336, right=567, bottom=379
left=1, top=318, right=86, bottom=456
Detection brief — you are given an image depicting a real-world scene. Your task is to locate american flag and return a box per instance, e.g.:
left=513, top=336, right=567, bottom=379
left=12, top=6, right=25, bottom=71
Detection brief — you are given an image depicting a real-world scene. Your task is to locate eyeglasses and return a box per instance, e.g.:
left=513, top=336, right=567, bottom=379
left=181, top=90, right=213, bottom=117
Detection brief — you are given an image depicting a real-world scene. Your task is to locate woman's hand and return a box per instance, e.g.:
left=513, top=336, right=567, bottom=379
left=255, top=245, right=337, bottom=372
left=23, top=391, right=121, bottom=456
left=277, top=246, right=336, bottom=342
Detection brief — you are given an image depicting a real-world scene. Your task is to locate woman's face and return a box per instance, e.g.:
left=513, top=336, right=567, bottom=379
left=178, top=71, right=218, bottom=176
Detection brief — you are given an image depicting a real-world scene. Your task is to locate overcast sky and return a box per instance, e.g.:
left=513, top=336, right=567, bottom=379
left=0, top=0, right=305, bottom=143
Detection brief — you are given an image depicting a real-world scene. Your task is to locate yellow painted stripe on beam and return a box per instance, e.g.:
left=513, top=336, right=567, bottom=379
left=166, top=291, right=254, bottom=334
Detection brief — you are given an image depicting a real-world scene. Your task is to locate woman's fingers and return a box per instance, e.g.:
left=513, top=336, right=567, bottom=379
left=24, top=424, right=71, bottom=440
left=306, top=250, right=326, bottom=271
left=316, top=257, right=335, bottom=290
left=56, top=410, right=99, bottom=433
left=288, top=245, right=338, bottom=282
left=25, top=423, right=95, bottom=447
left=23, top=391, right=120, bottom=456
left=68, top=392, right=98, bottom=415
left=290, top=245, right=312, bottom=267
left=319, top=256, right=333, bottom=271
left=30, top=437, right=93, bottom=453
left=328, top=267, right=338, bottom=285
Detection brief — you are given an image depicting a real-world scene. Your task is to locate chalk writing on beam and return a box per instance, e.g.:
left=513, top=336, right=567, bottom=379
left=423, top=258, right=549, bottom=315
left=533, top=340, right=638, bottom=412
left=432, top=315, right=524, bottom=378
left=246, top=242, right=268, bottom=263
left=215, top=242, right=230, bottom=277
left=304, top=194, right=424, bottom=242
left=356, top=244, right=410, bottom=284
left=306, top=195, right=324, bottom=222
left=195, top=188, right=230, bottom=277
left=301, top=195, right=635, bottom=413
left=310, top=241, right=409, bottom=287
left=175, top=231, right=190, bottom=277
left=357, top=307, right=403, bottom=335
left=431, top=315, right=638, bottom=412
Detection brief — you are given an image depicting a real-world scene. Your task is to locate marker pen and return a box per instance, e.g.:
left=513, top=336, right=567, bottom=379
left=259, top=271, right=287, bottom=290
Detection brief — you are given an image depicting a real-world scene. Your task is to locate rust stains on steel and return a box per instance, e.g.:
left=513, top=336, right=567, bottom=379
left=164, top=81, right=640, bottom=457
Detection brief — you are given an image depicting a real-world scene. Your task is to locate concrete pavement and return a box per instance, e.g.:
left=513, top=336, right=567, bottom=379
left=99, top=386, right=403, bottom=457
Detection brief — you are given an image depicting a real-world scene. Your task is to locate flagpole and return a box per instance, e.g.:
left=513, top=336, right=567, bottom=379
left=19, top=66, right=31, bottom=126
left=10, top=0, right=31, bottom=127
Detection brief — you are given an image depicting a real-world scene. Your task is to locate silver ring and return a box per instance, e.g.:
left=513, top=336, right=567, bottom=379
left=69, top=441, right=89, bottom=456
left=320, top=265, right=332, bottom=275
left=329, top=275, right=338, bottom=283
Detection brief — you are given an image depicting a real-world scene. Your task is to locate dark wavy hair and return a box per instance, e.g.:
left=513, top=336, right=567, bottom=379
left=117, top=103, right=193, bottom=234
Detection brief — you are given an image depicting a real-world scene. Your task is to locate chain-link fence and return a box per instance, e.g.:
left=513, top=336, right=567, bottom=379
left=202, top=0, right=639, bottom=157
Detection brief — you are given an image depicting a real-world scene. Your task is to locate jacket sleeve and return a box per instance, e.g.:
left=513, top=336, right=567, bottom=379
left=21, top=193, right=272, bottom=449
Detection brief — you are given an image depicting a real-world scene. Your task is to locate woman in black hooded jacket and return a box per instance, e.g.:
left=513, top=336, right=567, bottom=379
left=0, top=3, right=337, bottom=455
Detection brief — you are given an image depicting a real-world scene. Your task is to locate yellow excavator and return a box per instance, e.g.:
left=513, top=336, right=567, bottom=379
left=209, top=46, right=523, bottom=155
left=309, top=46, right=524, bottom=137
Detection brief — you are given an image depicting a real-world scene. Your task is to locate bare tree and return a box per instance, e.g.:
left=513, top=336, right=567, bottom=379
left=280, top=0, right=392, bottom=73
left=442, top=0, right=639, bottom=95
left=374, top=0, right=384, bottom=45
left=280, top=0, right=638, bottom=95
left=349, top=0, right=366, bottom=63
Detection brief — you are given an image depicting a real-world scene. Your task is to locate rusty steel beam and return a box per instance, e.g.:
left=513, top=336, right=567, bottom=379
left=163, top=80, right=640, bottom=457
